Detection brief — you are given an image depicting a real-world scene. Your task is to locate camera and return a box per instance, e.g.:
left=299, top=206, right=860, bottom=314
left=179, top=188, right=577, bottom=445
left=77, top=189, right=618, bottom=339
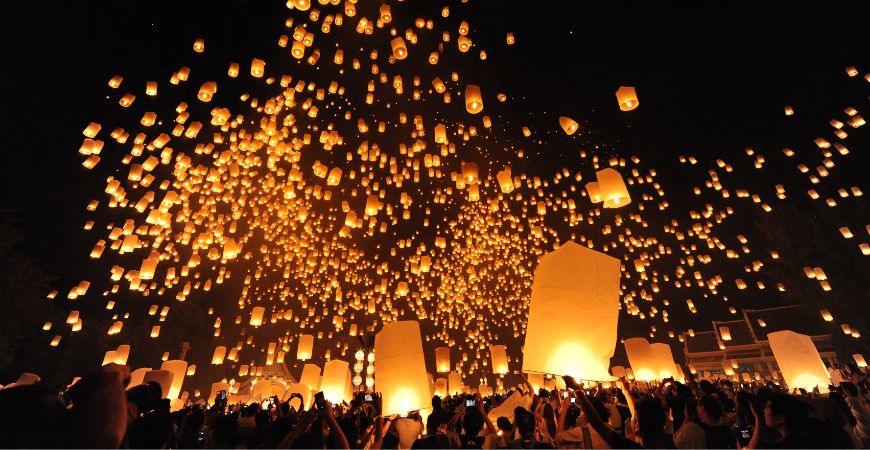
left=365, top=393, right=373, bottom=402
left=570, top=397, right=576, bottom=404
left=561, top=391, right=569, bottom=399
left=466, top=399, right=476, bottom=407
left=314, top=391, right=327, bottom=410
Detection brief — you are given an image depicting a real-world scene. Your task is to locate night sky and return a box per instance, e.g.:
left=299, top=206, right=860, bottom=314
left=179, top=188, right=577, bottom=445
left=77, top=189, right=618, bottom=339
left=1, top=0, right=869, bottom=388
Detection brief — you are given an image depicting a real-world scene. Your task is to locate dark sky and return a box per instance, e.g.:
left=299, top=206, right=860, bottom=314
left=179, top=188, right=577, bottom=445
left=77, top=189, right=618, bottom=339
left=1, top=0, right=869, bottom=385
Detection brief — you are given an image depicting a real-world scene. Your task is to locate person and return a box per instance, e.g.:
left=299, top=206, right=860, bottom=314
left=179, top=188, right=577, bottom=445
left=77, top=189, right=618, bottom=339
left=506, top=407, right=541, bottom=449
left=842, top=381, right=870, bottom=446
left=696, top=394, right=735, bottom=448
left=673, top=398, right=705, bottom=449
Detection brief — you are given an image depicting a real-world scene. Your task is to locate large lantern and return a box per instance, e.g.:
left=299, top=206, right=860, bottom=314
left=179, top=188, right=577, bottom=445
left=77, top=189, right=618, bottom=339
left=297, top=334, right=314, bottom=360
left=300, top=363, right=321, bottom=391
left=559, top=116, right=579, bottom=135
left=390, top=37, right=408, bottom=60
left=249, top=307, right=265, bottom=327
left=490, top=345, right=509, bottom=375
left=465, top=85, right=483, bottom=114
left=448, top=371, right=463, bottom=395
left=160, top=360, right=188, bottom=399
left=649, top=343, right=678, bottom=380
left=768, top=330, right=831, bottom=393
left=321, top=359, right=350, bottom=404
left=522, top=242, right=620, bottom=381
left=596, top=168, right=631, bottom=208
left=435, top=347, right=451, bottom=373
left=624, top=338, right=658, bottom=382
left=615, top=86, right=639, bottom=111
left=142, top=370, right=174, bottom=399
left=374, top=321, right=431, bottom=416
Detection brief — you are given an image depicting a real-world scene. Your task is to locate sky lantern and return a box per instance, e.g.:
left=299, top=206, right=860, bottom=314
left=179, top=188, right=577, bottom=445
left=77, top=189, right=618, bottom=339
left=559, top=116, right=579, bottom=135
left=250, top=58, right=265, bottom=77
left=854, top=354, right=868, bottom=368
left=650, top=343, right=678, bottom=379
left=596, top=168, right=631, bottom=207
left=300, top=363, right=321, bottom=391
left=615, top=86, right=639, bottom=111
left=211, top=346, right=227, bottom=365
left=374, top=321, right=431, bottom=415
left=391, top=37, right=408, bottom=60
left=249, top=306, right=265, bottom=327
left=624, top=338, right=658, bottom=381
left=197, top=82, right=216, bottom=102
left=497, top=167, right=514, bottom=193
left=768, top=330, right=831, bottom=393
left=192, top=38, right=204, bottom=53
left=321, top=359, right=350, bottom=403
left=461, top=161, right=479, bottom=184
left=434, top=124, right=447, bottom=143
left=160, top=360, right=188, bottom=399
left=522, top=241, right=620, bottom=381
left=297, top=334, right=314, bottom=360
left=435, top=346, right=450, bottom=373
left=506, top=32, right=515, bottom=45
left=448, top=371, right=463, bottom=395
left=490, top=345, right=508, bottom=374
left=464, top=85, right=483, bottom=114
left=143, top=370, right=174, bottom=399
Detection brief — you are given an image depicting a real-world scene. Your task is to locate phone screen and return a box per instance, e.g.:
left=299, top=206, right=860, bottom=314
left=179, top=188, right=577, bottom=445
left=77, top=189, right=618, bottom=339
left=561, top=391, right=569, bottom=399
left=314, top=391, right=326, bottom=410
left=466, top=399, right=476, bottom=407
left=570, top=398, right=576, bottom=404
left=740, top=428, right=752, bottom=439
left=365, top=394, right=373, bottom=402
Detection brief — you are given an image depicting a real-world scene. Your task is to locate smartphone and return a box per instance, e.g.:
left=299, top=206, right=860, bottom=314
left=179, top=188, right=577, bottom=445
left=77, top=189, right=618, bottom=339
left=196, top=431, right=206, bottom=442
left=561, top=391, right=569, bottom=399
left=365, top=393, right=373, bottom=402
left=466, top=399, right=476, bottom=407
left=314, top=391, right=326, bottom=410
left=218, top=390, right=227, bottom=400
left=570, top=397, right=576, bottom=404
left=737, top=425, right=753, bottom=445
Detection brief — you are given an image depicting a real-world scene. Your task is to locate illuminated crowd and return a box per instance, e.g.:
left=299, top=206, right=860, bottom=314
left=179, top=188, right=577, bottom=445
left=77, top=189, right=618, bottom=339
left=3, top=363, right=870, bottom=449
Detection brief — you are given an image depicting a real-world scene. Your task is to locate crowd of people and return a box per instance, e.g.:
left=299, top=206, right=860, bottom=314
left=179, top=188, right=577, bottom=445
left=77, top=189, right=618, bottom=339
left=2, top=363, right=870, bottom=448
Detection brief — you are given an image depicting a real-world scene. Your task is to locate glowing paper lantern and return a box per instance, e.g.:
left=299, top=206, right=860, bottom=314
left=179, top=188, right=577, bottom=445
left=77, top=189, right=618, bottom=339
left=650, top=343, right=678, bottom=379
left=596, top=168, right=632, bottom=207
left=522, top=241, right=620, bottom=381
left=464, top=85, right=483, bottom=114
left=497, top=167, right=514, bottom=193
left=298, top=334, right=314, bottom=360
left=853, top=354, right=868, bottom=368
left=435, top=347, right=451, bottom=373
left=624, top=338, right=658, bottom=382
left=115, top=344, right=130, bottom=365
left=434, top=378, right=447, bottom=397
left=374, top=321, right=431, bottom=416
left=211, top=346, right=226, bottom=365
left=559, top=116, right=579, bottom=135
left=321, top=359, right=350, bottom=403
left=160, top=360, right=188, bottom=399
left=250, top=306, right=265, bottom=327
left=490, top=345, right=508, bottom=374
left=300, top=363, right=321, bottom=390
left=768, top=330, right=831, bottom=393
left=142, top=370, right=174, bottom=399
left=448, top=371, right=463, bottom=395
left=615, top=86, right=639, bottom=111
left=527, top=373, right=544, bottom=391
left=391, top=37, right=408, bottom=59
left=127, top=368, right=151, bottom=389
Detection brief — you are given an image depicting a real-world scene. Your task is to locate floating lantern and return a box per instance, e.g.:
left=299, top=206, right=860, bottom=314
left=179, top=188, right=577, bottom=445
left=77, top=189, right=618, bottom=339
left=435, top=347, right=451, bottom=373
left=624, top=338, right=658, bottom=382
left=250, top=58, right=265, bottom=78
left=522, top=242, right=621, bottom=381
left=650, top=343, right=678, bottom=379
left=143, top=370, right=174, bottom=399
left=374, top=321, right=431, bottom=415
left=300, top=363, right=321, bottom=391
left=768, top=330, right=831, bottom=393
left=497, top=167, right=514, bottom=193
left=853, top=354, right=868, bottom=368
left=490, top=345, right=508, bottom=374
left=448, top=371, right=463, bottom=395
left=297, top=334, right=314, bottom=360
left=160, top=360, right=188, bottom=399
left=559, top=116, right=579, bottom=135
left=615, top=86, right=639, bottom=111
left=321, top=359, right=350, bottom=404
left=465, top=85, right=483, bottom=114
left=390, top=37, right=408, bottom=60
left=250, top=307, right=265, bottom=327
left=211, top=346, right=226, bottom=365
left=596, top=168, right=632, bottom=207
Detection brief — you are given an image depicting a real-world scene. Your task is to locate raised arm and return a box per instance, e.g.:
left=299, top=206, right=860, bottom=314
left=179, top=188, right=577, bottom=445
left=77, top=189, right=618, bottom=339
left=618, top=378, right=639, bottom=430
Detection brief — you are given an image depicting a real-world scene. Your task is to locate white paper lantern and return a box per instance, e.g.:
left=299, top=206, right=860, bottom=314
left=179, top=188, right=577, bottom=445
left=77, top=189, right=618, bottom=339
left=374, top=321, right=432, bottom=416
left=490, top=345, right=509, bottom=375
left=321, top=359, right=350, bottom=403
left=299, top=363, right=321, bottom=391
left=624, top=338, right=658, bottom=382
left=142, top=370, right=174, bottom=399
left=768, top=330, right=831, bottom=393
left=522, top=241, right=620, bottom=381
left=297, top=334, right=314, bottom=360
left=160, top=360, right=188, bottom=399
left=650, top=343, right=679, bottom=380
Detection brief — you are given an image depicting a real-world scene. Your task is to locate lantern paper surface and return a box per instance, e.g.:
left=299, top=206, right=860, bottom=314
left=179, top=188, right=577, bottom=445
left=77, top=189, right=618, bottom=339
left=522, top=241, right=620, bottom=381
left=300, top=363, right=321, bottom=390
left=649, top=343, right=678, bottom=380
left=624, top=338, right=658, bottom=381
left=448, top=371, right=463, bottom=395
left=768, top=330, right=831, bottom=393
left=321, top=359, right=350, bottom=403
left=490, top=345, right=508, bottom=374
left=298, top=334, right=314, bottom=360
left=160, top=360, right=188, bottom=399
left=374, top=320, right=432, bottom=416
left=127, top=367, right=151, bottom=389
left=435, top=347, right=451, bottom=373
left=142, top=370, right=174, bottom=399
